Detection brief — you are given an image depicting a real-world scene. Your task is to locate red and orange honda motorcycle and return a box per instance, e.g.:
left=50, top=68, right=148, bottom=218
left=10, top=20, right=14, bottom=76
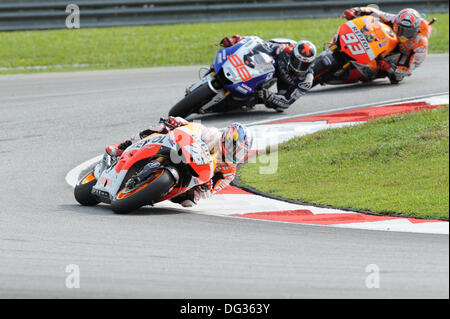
left=312, top=15, right=400, bottom=86
left=74, top=122, right=216, bottom=214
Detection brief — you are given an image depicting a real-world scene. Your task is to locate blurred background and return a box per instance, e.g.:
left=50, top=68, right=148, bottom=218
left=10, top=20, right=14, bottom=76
left=0, top=1, right=448, bottom=74
left=0, top=0, right=448, bottom=31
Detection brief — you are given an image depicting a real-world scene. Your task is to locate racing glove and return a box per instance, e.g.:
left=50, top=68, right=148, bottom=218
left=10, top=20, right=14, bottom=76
left=343, top=7, right=361, bottom=20
left=271, top=43, right=294, bottom=55
left=219, top=35, right=243, bottom=47
left=160, top=116, right=189, bottom=130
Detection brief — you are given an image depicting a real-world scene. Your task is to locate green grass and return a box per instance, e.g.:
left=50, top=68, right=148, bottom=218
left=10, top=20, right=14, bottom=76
left=239, top=107, right=449, bottom=220
left=0, top=13, right=448, bottom=74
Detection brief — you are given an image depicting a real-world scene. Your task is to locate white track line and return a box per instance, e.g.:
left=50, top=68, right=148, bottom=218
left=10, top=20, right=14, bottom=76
left=247, top=91, right=449, bottom=126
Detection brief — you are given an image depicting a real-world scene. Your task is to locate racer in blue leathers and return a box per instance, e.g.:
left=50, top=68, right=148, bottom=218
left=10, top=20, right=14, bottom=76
left=220, top=35, right=317, bottom=111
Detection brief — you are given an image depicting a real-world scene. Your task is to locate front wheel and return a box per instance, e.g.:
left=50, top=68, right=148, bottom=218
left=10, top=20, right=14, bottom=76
left=110, top=169, right=176, bottom=214
left=74, top=171, right=100, bottom=206
left=169, top=83, right=216, bottom=117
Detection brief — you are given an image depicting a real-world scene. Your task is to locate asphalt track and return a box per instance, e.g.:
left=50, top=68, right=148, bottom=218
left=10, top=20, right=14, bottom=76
left=0, top=54, right=448, bottom=298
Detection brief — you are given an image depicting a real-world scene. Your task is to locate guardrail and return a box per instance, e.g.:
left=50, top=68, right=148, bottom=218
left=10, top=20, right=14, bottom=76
left=0, top=0, right=448, bottom=31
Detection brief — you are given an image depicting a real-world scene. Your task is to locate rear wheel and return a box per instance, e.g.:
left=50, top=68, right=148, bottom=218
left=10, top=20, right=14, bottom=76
left=110, top=169, right=176, bottom=214
left=168, top=83, right=216, bottom=117
left=74, top=171, right=100, bottom=206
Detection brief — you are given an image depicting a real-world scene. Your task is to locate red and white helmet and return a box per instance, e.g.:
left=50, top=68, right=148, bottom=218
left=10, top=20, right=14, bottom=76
left=221, top=123, right=253, bottom=164
left=394, top=8, right=421, bottom=39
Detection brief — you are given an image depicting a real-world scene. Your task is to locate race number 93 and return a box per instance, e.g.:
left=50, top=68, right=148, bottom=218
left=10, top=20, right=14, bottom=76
left=341, top=33, right=365, bottom=56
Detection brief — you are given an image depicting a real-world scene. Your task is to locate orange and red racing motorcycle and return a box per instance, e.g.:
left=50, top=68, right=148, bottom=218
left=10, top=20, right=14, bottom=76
left=312, top=15, right=400, bottom=86
left=74, top=122, right=216, bottom=214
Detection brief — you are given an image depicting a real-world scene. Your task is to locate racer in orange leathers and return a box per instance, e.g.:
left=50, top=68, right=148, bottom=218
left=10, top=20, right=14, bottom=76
left=106, top=117, right=253, bottom=207
left=343, top=7, right=432, bottom=83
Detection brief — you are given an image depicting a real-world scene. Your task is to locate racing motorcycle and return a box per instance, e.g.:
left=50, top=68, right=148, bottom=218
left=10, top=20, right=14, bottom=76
left=312, top=15, right=436, bottom=86
left=312, top=15, right=400, bottom=86
left=169, top=36, right=281, bottom=117
left=74, top=122, right=216, bottom=214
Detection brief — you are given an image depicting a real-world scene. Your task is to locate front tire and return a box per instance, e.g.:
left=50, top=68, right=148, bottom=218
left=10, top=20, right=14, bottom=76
left=111, top=169, right=176, bottom=214
left=169, top=83, right=216, bottom=117
left=74, top=172, right=100, bottom=206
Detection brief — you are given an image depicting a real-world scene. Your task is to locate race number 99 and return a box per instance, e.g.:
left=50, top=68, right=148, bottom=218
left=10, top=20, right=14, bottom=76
left=228, top=54, right=252, bottom=82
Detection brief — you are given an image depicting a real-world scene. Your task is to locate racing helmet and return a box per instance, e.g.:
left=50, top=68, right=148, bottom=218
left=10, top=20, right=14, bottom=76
left=394, top=8, right=421, bottom=40
left=222, top=123, right=253, bottom=164
left=289, top=40, right=317, bottom=76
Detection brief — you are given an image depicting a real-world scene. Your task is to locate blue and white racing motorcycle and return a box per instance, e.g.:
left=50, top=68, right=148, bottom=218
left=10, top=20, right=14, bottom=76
left=169, top=36, right=284, bottom=117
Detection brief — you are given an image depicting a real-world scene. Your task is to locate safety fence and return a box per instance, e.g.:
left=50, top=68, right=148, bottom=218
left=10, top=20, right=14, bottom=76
left=0, top=0, right=448, bottom=31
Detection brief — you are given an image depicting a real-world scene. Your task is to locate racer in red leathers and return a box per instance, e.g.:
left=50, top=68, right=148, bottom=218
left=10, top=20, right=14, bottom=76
left=106, top=117, right=253, bottom=207
left=220, top=35, right=316, bottom=111
left=342, top=7, right=432, bottom=84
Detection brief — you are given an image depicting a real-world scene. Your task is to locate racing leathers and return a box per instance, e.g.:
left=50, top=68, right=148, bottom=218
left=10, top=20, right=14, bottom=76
left=220, top=35, right=314, bottom=111
left=105, top=117, right=236, bottom=207
left=343, top=7, right=432, bottom=83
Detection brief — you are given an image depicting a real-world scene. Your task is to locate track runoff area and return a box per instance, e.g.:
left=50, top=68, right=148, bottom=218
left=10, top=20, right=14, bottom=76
left=67, top=93, right=449, bottom=235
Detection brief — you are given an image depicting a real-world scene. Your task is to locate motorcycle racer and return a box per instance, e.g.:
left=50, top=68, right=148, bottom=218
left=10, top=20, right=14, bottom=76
left=106, top=117, right=253, bottom=207
left=220, top=35, right=316, bottom=111
left=342, top=7, right=432, bottom=84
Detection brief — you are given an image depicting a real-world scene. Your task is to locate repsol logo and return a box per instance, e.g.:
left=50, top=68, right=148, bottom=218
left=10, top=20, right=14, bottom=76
left=351, top=25, right=371, bottom=52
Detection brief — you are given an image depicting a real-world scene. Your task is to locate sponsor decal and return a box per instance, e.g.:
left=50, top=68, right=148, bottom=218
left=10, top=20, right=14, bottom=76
left=346, top=21, right=376, bottom=60
left=100, top=177, right=112, bottom=187
left=236, top=85, right=249, bottom=95
left=265, top=73, right=274, bottom=81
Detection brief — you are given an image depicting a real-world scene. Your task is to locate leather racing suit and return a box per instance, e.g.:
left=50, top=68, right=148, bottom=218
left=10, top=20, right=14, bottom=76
left=344, top=7, right=432, bottom=83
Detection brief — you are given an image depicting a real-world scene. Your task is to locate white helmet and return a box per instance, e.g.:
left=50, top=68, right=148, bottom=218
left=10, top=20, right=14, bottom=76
left=289, top=40, right=317, bottom=76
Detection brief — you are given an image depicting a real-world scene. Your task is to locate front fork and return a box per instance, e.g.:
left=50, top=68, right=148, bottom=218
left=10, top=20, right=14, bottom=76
left=186, top=71, right=231, bottom=113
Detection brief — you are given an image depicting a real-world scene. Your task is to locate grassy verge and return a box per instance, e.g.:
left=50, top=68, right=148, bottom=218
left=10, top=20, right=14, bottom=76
left=0, top=13, right=448, bottom=74
left=239, top=107, right=449, bottom=220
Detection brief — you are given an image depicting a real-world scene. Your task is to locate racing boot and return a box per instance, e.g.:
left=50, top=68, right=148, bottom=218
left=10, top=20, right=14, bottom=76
left=106, top=131, right=145, bottom=157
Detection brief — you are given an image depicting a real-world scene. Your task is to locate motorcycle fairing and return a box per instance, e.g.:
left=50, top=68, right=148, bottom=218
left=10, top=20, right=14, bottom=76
left=91, top=124, right=214, bottom=203
left=339, top=20, right=376, bottom=64
left=170, top=124, right=215, bottom=182
left=213, top=36, right=276, bottom=98
left=339, top=16, right=398, bottom=65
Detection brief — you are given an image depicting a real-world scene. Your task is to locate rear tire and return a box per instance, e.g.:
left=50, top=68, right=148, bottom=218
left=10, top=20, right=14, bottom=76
left=168, top=83, right=216, bottom=117
left=111, top=169, right=176, bottom=214
left=74, top=172, right=100, bottom=206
